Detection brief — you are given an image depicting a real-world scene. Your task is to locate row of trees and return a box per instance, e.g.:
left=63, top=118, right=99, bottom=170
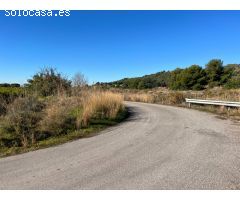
left=102, top=59, right=240, bottom=90
left=0, top=83, right=20, bottom=87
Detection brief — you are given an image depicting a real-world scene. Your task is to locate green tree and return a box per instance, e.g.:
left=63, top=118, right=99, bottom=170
left=205, top=59, right=224, bottom=87
left=220, top=65, right=234, bottom=84
left=25, top=68, right=71, bottom=97
left=103, top=59, right=239, bottom=90
left=169, top=65, right=206, bottom=90
left=169, top=68, right=183, bottom=90
left=224, top=65, right=240, bottom=89
left=182, top=65, right=206, bottom=90
left=138, top=77, right=156, bottom=89
left=155, top=71, right=171, bottom=87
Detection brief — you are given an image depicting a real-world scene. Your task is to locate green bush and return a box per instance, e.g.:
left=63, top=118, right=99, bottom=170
left=192, top=83, right=204, bottom=90
left=225, top=78, right=240, bottom=89
left=0, top=97, right=45, bottom=147
left=25, top=68, right=71, bottom=97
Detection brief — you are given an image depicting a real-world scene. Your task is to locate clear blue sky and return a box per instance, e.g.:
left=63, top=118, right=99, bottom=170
left=0, top=10, right=240, bottom=84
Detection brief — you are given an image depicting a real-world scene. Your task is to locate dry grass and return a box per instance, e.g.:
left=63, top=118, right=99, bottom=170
left=81, top=91, right=124, bottom=126
left=39, top=96, right=82, bottom=135
left=115, top=87, right=240, bottom=104
left=201, top=88, right=240, bottom=101
left=110, top=87, right=240, bottom=118
left=124, top=93, right=155, bottom=103
left=31, top=91, right=125, bottom=134
left=0, top=90, right=126, bottom=156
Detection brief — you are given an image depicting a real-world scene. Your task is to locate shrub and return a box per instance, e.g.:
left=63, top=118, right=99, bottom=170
left=0, top=97, right=44, bottom=147
left=25, top=68, right=71, bottom=97
left=167, top=92, right=186, bottom=105
left=40, top=96, right=81, bottom=136
left=192, top=83, right=204, bottom=91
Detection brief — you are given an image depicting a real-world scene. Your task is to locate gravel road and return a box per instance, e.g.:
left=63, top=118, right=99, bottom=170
left=1, top=102, right=240, bottom=189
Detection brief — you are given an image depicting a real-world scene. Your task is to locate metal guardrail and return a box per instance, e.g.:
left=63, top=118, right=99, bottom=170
left=185, top=98, right=240, bottom=108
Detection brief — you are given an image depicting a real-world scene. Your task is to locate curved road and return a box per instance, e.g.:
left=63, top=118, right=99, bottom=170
left=1, top=102, right=240, bottom=189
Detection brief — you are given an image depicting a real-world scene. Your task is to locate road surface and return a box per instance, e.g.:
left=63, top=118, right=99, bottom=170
left=0, top=102, right=240, bottom=189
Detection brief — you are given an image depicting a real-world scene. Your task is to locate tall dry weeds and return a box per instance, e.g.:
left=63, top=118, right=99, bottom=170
left=117, top=87, right=240, bottom=117
left=81, top=91, right=124, bottom=126
left=40, top=96, right=82, bottom=135
left=124, top=93, right=155, bottom=103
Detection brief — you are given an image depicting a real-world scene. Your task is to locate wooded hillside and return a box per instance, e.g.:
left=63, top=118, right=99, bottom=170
left=99, top=59, right=240, bottom=90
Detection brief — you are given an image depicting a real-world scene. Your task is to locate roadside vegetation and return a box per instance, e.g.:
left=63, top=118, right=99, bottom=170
left=0, top=86, right=24, bottom=116
left=0, top=68, right=126, bottom=157
left=96, top=58, right=240, bottom=119
left=109, top=87, right=240, bottom=120
left=1, top=59, right=239, bottom=157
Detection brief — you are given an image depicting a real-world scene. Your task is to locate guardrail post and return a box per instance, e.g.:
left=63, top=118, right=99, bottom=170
left=227, top=107, right=231, bottom=117
left=188, top=102, right=191, bottom=108
left=219, top=105, right=226, bottom=112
